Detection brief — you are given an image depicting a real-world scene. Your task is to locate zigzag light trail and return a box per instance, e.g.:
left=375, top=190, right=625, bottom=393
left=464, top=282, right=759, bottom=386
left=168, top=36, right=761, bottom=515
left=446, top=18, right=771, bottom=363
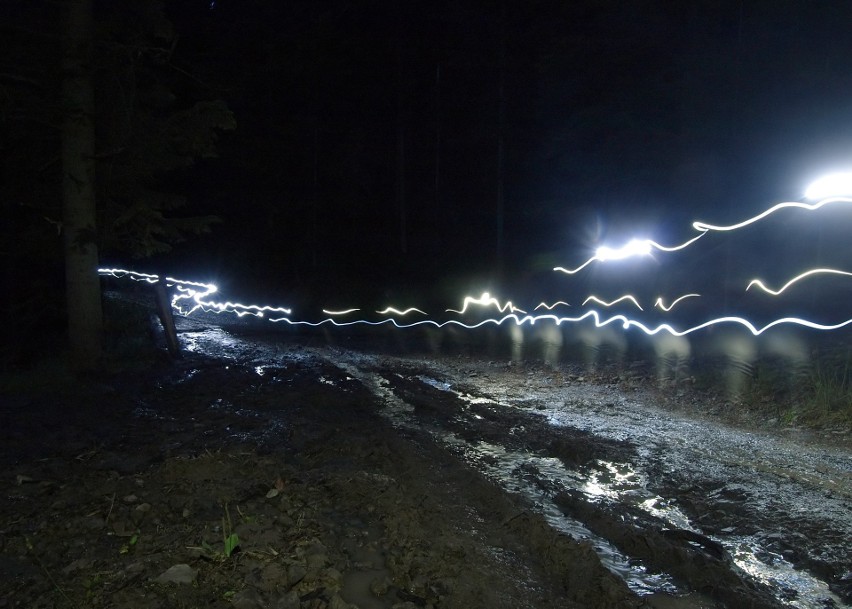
left=376, top=307, right=428, bottom=316
left=553, top=233, right=705, bottom=274
left=261, top=310, right=852, bottom=337
left=535, top=301, right=571, bottom=310
left=554, top=196, right=852, bottom=275
left=746, top=268, right=852, bottom=296
left=99, top=267, right=851, bottom=337
left=582, top=295, right=644, bottom=310
left=654, top=294, right=700, bottom=311
left=691, top=197, right=852, bottom=232
left=97, top=189, right=852, bottom=342
left=445, top=292, right=527, bottom=315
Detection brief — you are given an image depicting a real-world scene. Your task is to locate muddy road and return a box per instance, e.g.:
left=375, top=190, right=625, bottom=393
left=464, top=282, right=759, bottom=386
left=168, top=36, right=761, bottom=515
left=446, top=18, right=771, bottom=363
left=3, top=321, right=850, bottom=608
left=181, top=323, right=850, bottom=608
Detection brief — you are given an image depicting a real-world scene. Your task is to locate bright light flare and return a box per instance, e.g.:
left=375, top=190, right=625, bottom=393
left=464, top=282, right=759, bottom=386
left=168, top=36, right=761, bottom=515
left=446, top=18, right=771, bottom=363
left=554, top=234, right=705, bottom=274
left=596, top=238, right=652, bottom=261
left=746, top=268, right=852, bottom=296
left=805, top=173, right=852, bottom=199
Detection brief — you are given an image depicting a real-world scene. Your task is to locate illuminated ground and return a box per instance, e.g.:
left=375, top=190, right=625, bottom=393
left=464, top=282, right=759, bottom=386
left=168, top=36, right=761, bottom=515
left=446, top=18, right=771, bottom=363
left=1, top=313, right=850, bottom=609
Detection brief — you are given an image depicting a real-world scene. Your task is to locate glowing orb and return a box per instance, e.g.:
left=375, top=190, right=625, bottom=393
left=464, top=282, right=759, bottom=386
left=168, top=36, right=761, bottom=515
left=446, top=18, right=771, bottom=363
left=595, top=239, right=653, bottom=261
left=805, top=173, right=852, bottom=199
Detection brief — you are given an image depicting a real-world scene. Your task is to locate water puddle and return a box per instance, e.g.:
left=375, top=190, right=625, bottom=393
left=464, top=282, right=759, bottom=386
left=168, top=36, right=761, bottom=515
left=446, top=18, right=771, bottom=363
left=335, top=362, right=684, bottom=597
left=373, top=368, right=846, bottom=608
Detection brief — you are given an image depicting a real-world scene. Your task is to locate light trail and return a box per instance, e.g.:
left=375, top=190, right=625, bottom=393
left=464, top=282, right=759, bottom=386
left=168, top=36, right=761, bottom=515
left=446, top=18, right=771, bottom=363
left=101, top=267, right=851, bottom=339
left=446, top=292, right=527, bottom=315
left=264, top=310, right=852, bottom=337
left=323, top=308, right=360, bottom=315
left=99, top=268, right=291, bottom=318
left=376, top=307, right=427, bottom=316
left=654, top=294, right=700, bottom=311
left=100, top=268, right=162, bottom=284
left=553, top=233, right=705, bottom=274
left=746, top=268, right=852, bottom=296
left=173, top=287, right=292, bottom=318
left=555, top=197, right=851, bottom=276
left=535, top=301, right=571, bottom=310
left=582, top=295, right=644, bottom=310
left=691, top=197, right=852, bottom=232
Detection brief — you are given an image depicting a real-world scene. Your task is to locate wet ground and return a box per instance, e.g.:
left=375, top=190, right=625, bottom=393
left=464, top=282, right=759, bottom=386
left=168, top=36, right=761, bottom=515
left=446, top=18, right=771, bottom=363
left=1, top=316, right=850, bottom=609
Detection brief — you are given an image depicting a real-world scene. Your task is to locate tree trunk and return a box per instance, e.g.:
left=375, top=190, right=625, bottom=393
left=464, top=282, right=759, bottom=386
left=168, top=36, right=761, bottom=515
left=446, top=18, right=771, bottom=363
left=495, top=0, right=507, bottom=274
left=61, top=0, right=102, bottom=369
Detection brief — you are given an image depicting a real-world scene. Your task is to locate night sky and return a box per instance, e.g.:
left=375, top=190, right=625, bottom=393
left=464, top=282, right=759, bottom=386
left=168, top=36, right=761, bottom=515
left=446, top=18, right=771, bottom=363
left=151, top=1, right=852, bottom=313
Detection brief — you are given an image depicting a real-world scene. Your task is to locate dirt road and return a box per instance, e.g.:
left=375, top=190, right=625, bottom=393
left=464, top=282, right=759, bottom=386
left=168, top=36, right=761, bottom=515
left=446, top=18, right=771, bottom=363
left=2, top=324, right=850, bottom=608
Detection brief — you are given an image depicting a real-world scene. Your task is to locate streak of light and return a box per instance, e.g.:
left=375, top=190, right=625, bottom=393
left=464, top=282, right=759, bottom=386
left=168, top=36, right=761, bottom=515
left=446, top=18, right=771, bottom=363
left=376, top=307, right=427, bottom=316
left=446, top=292, right=527, bottom=314
left=101, top=267, right=219, bottom=293
left=173, top=288, right=292, bottom=318
left=746, top=268, right=852, bottom=296
left=553, top=233, right=706, bottom=274
left=102, top=268, right=851, bottom=339
left=266, top=310, right=852, bottom=337
left=99, top=268, right=161, bottom=284
left=583, top=295, right=644, bottom=310
left=323, top=308, right=360, bottom=315
left=691, top=197, right=852, bottom=232
left=99, top=268, right=292, bottom=318
left=654, top=294, right=700, bottom=311
left=535, top=301, right=571, bottom=310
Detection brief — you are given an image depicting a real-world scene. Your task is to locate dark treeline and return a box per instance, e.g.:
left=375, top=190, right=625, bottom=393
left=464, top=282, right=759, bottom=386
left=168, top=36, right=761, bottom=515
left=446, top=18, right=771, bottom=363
left=3, top=1, right=852, bottom=363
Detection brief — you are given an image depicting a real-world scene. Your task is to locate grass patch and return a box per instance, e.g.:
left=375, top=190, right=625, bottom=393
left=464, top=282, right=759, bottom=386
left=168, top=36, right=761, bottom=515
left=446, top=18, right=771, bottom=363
left=798, top=356, right=852, bottom=427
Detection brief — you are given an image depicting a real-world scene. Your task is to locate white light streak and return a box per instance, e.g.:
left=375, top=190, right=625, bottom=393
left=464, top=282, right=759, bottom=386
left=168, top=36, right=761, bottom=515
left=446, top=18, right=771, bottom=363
left=99, top=268, right=290, bottom=318
left=265, top=310, right=852, bottom=337
left=99, top=268, right=163, bottom=285
left=692, top=197, right=852, bottom=232
left=746, top=268, right=852, bottom=296
left=102, top=268, right=851, bottom=341
left=553, top=233, right=705, bottom=274
left=654, top=294, right=700, bottom=312
left=376, top=307, right=427, bottom=316
left=446, top=292, right=526, bottom=314
left=583, top=294, right=644, bottom=310
left=323, top=308, right=360, bottom=316
left=535, top=301, right=571, bottom=310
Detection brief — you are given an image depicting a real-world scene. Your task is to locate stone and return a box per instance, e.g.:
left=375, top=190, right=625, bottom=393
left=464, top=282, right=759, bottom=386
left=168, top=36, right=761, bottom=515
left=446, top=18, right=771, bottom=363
left=154, top=563, right=196, bottom=585
left=275, top=590, right=300, bottom=609
left=286, top=563, right=307, bottom=586
left=231, top=588, right=264, bottom=609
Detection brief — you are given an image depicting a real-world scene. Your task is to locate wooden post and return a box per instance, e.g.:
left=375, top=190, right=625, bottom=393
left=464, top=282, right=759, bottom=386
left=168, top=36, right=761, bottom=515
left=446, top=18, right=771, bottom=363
left=154, top=280, right=181, bottom=358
